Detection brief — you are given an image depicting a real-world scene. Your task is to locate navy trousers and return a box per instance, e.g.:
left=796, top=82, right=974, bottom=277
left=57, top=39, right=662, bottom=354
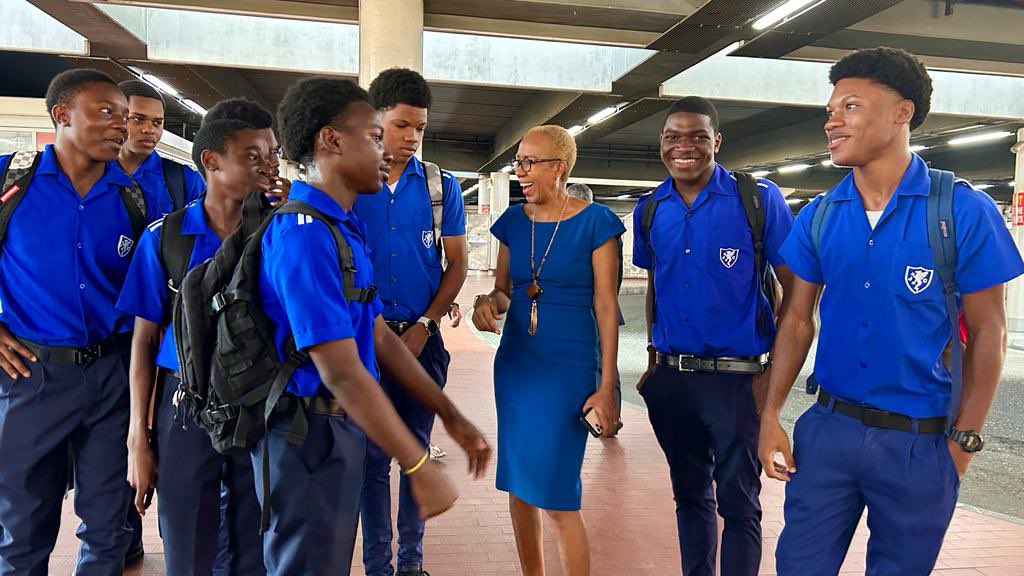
left=0, top=350, right=132, bottom=576
left=776, top=402, right=959, bottom=576
left=252, top=407, right=366, bottom=576
left=361, top=332, right=449, bottom=576
left=641, top=366, right=762, bottom=576
left=153, top=372, right=264, bottom=576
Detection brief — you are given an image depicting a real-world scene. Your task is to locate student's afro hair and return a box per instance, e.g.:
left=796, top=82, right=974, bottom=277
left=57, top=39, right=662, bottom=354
left=277, top=77, right=371, bottom=164
left=190, top=119, right=256, bottom=179
left=369, top=68, right=432, bottom=110
left=45, top=69, right=119, bottom=126
left=829, top=47, right=932, bottom=131
left=118, top=80, right=165, bottom=110
left=203, top=98, right=273, bottom=130
left=665, top=96, right=720, bottom=132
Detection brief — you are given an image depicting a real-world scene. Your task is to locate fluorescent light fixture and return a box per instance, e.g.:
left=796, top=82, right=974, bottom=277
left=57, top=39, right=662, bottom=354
left=820, top=159, right=833, bottom=167
left=500, top=164, right=513, bottom=173
left=777, top=163, right=811, bottom=174
left=182, top=99, right=207, bottom=116
left=786, top=197, right=804, bottom=205
left=753, top=0, right=820, bottom=31
left=141, top=73, right=179, bottom=98
left=751, top=170, right=771, bottom=178
left=587, top=106, right=618, bottom=125
left=613, top=194, right=632, bottom=200
left=567, top=125, right=585, bottom=137
left=948, top=131, right=1013, bottom=147
left=974, top=184, right=994, bottom=190
left=909, top=144, right=929, bottom=152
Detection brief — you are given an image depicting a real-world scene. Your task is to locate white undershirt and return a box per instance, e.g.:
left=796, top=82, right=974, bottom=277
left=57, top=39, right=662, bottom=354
left=866, top=210, right=884, bottom=229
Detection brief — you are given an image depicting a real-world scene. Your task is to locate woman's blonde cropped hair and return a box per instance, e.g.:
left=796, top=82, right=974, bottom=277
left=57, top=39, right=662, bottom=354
left=525, top=125, right=577, bottom=183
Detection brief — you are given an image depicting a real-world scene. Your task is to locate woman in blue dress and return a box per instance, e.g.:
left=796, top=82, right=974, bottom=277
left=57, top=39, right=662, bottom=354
left=472, top=125, right=624, bottom=575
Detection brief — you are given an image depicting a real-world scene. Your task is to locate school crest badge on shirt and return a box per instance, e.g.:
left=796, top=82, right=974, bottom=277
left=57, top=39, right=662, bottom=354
left=905, top=266, right=933, bottom=295
left=117, top=235, right=134, bottom=258
left=422, top=230, right=434, bottom=249
left=720, top=247, right=739, bottom=269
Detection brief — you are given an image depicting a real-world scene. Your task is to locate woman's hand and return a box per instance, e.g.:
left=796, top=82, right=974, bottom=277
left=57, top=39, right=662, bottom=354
left=471, top=294, right=504, bottom=334
left=582, top=386, right=620, bottom=438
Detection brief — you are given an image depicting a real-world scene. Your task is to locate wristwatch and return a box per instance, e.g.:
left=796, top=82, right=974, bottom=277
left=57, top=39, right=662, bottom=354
left=948, top=427, right=985, bottom=453
left=417, top=316, right=439, bottom=336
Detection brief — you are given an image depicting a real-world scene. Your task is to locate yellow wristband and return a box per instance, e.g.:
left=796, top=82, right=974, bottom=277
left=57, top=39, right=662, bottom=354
left=402, top=450, right=430, bottom=476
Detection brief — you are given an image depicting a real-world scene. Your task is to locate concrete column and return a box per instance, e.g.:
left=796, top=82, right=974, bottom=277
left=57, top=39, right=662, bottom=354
left=358, top=0, right=423, bottom=88
left=1008, top=128, right=1024, bottom=340
left=487, top=171, right=511, bottom=270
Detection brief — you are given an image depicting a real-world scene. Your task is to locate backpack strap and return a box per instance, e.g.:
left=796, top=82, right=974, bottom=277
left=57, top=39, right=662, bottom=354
left=925, top=168, right=960, bottom=426
left=810, top=187, right=839, bottom=256
left=639, top=191, right=661, bottom=255
left=734, top=171, right=776, bottom=335
left=161, top=156, right=187, bottom=212
left=422, top=160, right=445, bottom=261
left=119, top=178, right=148, bottom=255
left=0, top=151, right=41, bottom=259
left=274, top=202, right=378, bottom=304
left=159, top=209, right=197, bottom=298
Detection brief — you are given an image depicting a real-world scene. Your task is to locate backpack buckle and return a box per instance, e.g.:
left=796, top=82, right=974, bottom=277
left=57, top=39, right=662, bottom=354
left=211, top=292, right=227, bottom=313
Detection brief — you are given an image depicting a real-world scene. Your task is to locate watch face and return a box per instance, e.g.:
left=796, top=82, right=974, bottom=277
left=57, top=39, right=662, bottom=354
left=964, top=433, right=984, bottom=453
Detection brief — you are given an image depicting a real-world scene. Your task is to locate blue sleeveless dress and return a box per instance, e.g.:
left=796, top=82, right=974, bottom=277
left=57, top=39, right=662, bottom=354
left=490, top=202, right=625, bottom=510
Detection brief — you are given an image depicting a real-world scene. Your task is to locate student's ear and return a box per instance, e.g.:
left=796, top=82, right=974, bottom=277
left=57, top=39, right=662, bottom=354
left=317, top=125, right=343, bottom=157
left=714, top=132, right=724, bottom=154
left=201, top=149, right=218, bottom=175
left=896, top=99, right=915, bottom=127
left=51, top=104, right=70, bottom=128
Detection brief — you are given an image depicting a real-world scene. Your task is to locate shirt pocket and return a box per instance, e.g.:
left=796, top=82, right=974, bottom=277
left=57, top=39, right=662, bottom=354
left=707, top=224, right=756, bottom=304
left=891, top=242, right=948, bottom=338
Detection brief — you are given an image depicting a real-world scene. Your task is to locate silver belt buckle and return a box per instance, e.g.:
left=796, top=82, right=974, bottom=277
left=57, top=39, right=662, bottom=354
left=676, top=354, right=697, bottom=372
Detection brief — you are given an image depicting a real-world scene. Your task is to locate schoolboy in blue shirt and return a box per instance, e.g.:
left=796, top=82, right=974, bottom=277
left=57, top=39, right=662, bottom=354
left=760, top=47, right=1024, bottom=576
left=256, top=77, right=490, bottom=576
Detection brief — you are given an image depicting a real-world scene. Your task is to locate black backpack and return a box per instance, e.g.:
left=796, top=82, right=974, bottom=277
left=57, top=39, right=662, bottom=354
left=171, top=191, right=377, bottom=526
left=639, top=171, right=778, bottom=336
left=0, top=150, right=148, bottom=258
left=160, top=156, right=188, bottom=213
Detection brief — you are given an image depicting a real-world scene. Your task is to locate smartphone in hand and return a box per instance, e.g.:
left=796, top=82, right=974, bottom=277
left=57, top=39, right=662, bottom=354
left=581, top=407, right=603, bottom=438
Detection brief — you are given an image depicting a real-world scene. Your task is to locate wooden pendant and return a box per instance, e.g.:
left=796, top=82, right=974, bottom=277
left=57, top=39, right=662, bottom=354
left=529, top=299, right=539, bottom=335
left=526, top=281, right=543, bottom=299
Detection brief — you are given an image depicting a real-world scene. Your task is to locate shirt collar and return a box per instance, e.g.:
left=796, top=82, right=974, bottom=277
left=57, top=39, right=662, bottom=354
left=36, top=144, right=134, bottom=189
left=132, top=150, right=163, bottom=179
left=653, top=163, right=735, bottom=200
left=289, top=180, right=353, bottom=224
left=180, top=197, right=214, bottom=236
left=826, top=153, right=929, bottom=202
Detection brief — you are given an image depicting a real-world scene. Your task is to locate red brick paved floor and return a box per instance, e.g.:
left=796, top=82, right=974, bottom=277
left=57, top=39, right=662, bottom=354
left=50, top=272, right=1024, bottom=575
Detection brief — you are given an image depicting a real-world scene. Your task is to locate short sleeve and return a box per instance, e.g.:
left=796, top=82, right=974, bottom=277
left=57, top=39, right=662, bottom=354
left=779, top=197, right=825, bottom=285
left=758, top=179, right=796, bottom=267
left=440, top=173, right=466, bottom=236
left=263, top=221, right=356, bottom=350
left=490, top=205, right=518, bottom=246
left=953, top=184, right=1024, bottom=294
left=591, top=204, right=626, bottom=252
left=116, top=224, right=169, bottom=324
left=631, top=196, right=654, bottom=270
left=183, top=166, right=206, bottom=204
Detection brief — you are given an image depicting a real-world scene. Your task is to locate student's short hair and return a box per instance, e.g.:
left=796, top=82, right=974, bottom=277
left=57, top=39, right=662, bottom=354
left=277, top=77, right=372, bottom=165
left=118, top=80, right=165, bottom=110
left=665, top=96, right=720, bottom=132
left=190, top=119, right=256, bottom=179
left=524, top=125, right=577, bottom=182
left=567, top=183, right=593, bottom=203
left=369, top=68, right=432, bottom=110
left=45, top=69, right=119, bottom=125
left=829, top=47, right=932, bottom=131
left=204, top=98, right=273, bottom=130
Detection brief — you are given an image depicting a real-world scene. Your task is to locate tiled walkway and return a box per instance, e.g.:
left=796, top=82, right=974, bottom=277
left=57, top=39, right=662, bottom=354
left=51, top=273, right=1024, bottom=575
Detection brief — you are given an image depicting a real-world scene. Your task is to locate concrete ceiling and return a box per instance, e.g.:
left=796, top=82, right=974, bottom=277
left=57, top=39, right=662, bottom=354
left=2, top=0, right=1022, bottom=204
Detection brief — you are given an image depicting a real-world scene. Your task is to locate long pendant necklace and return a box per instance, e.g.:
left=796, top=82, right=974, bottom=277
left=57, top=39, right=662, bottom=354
left=528, top=193, right=570, bottom=335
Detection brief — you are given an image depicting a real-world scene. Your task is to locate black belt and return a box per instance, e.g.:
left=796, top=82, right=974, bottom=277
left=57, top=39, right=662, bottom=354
left=17, top=332, right=133, bottom=365
left=818, top=389, right=947, bottom=434
left=277, top=394, right=347, bottom=416
left=655, top=351, right=767, bottom=375
left=386, top=320, right=413, bottom=336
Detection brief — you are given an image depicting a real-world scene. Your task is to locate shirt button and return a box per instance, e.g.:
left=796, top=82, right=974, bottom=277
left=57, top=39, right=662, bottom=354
left=390, top=199, right=395, bottom=205
left=868, top=239, right=875, bottom=246
left=861, top=321, right=869, bottom=328
left=78, top=205, right=85, bottom=211
left=76, top=243, right=83, bottom=249
left=685, top=213, right=692, bottom=219
left=684, top=248, right=691, bottom=254
left=859, top=361, right=868, bottom=368
left=391, top=253, right=397, bottom=257
left=79, top=283, right=85, bottom=290
left=684, top=282, right=691, bottom=288
left=864, top=282, right=871, bottom=289
left=390, top=226, right=397, bottom=231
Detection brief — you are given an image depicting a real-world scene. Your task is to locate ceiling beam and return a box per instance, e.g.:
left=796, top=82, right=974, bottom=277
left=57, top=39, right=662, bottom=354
left=188, top=65, right=273, bottom=111
left=29, top=0, right=147, bottom=59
